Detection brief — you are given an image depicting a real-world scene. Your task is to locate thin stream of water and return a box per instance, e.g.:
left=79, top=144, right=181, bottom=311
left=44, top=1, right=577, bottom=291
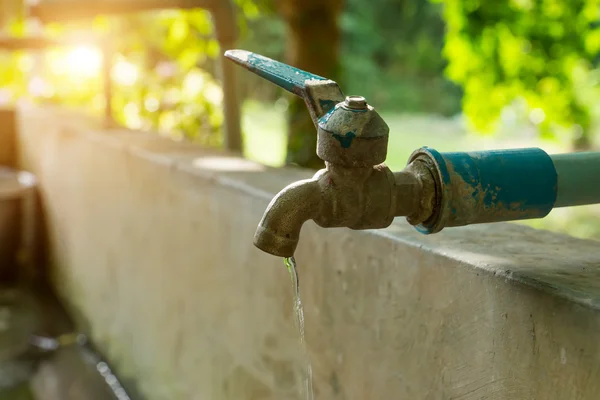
left=284, top=256, right=314, bottom=400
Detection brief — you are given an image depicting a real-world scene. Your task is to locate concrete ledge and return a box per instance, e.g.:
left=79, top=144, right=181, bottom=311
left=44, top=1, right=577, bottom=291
left=16, top=106, right=600, bottom=399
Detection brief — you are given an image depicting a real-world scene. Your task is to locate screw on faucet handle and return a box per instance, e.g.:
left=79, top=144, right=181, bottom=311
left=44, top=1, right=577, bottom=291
left=225, top=49, right=345, bottom=126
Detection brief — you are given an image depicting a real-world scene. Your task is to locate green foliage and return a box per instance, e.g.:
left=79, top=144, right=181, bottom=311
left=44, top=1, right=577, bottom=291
left=0, top=2, right=266, bottom=147
left=235, top=0, right=462, bottom=116
left=107, top=10, right=225, bottom=145
left=436, top=0, right=600, bottom=141
left=36, top=10, right=227, bottom=145
left=235, top=0, right=286, bottom=102
left=341, top=0, right=462, bottom=116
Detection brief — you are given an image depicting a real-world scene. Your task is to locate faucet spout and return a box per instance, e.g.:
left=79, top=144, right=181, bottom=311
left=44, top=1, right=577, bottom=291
left=254, top=178, right=321, bottom=257
left=253, top=161, right=435, bottom=257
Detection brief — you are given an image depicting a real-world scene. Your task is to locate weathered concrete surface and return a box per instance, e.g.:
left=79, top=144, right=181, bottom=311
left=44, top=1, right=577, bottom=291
left=16, top=106, right=600, bottom=400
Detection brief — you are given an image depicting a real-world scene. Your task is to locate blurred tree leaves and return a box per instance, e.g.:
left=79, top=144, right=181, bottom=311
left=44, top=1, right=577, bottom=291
left=436, top=0, right=600, bottom=147
left=0, top=0, right=461, bottom=160
left=236, top=0, right=462, bottom=116
left=341, top=0, right=461, bottom=116
left=105, top=10, right=226, bottom=146
left=0, top=1, right=263, bottom=147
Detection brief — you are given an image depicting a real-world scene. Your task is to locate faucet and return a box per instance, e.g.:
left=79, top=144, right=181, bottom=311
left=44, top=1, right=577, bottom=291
left=225, top=49, right=600, bottom=258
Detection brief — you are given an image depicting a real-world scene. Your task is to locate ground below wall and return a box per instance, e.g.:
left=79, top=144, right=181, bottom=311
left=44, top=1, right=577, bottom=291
left=15, top=106, right=600, bottom=400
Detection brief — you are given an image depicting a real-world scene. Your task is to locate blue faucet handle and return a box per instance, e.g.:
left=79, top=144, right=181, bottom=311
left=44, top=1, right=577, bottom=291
left=225, top=49, right=345, bottom=124
left=225, top=49, right=326, bottom=94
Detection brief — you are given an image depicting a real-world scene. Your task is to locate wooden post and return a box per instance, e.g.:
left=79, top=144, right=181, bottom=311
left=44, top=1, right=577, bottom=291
left=0, top=109, right=17, bottom=168
left=101, top=40, right=114, bottom=125
left=213, top=1, right=242, bottom=152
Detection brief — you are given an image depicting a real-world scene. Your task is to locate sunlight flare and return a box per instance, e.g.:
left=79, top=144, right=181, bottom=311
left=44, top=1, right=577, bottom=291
left=65, top=46, right=103, bottom=78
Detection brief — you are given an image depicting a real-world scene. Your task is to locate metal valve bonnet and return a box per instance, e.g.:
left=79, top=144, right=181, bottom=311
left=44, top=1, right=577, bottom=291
left=317, top=95, right=389, bottom=167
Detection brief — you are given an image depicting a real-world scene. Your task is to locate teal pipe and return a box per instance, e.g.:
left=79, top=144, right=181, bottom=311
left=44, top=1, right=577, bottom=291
left=551, top=152, right=600, bottom=207
left=410, top=148, right=600, bottom=234
left=410, top=148, right=558, bottom=234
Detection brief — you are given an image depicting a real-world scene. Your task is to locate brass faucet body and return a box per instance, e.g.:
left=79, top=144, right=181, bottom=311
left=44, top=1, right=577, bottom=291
left=253, top=159, right=436, bottom=257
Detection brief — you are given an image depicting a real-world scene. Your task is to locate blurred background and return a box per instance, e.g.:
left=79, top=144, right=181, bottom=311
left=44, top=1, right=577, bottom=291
left=0, top=0, right=599, bottom=239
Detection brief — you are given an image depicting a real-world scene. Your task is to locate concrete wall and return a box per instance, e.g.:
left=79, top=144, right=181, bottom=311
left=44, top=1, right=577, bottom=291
left=16, top=106, right=600, bottom=400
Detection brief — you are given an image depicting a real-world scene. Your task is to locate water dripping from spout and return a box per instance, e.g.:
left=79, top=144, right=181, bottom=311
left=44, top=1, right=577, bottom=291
left=284, top=256, right=314, bottom=400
